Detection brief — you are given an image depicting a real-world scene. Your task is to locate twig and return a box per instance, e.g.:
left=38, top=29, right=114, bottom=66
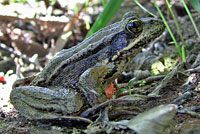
left=172, top=91, right=192, bottom=105
left=0, top=43, right=32, bottom=64
left=179, top=107, right=200, bottom=119
left=184, top=66, right=200, bottom=73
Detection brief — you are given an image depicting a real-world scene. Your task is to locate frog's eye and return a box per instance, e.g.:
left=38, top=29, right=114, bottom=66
left=125, top=19, right=143, bottom=34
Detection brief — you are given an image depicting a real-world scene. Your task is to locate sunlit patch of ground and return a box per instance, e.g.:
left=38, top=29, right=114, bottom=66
left=0, top=71, right=17, bottom=113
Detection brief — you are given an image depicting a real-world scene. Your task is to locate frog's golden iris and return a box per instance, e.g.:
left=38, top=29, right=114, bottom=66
left=125, top=19, right=143, bottom=34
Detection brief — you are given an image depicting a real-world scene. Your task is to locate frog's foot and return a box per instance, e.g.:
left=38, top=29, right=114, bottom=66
left=84, top=107, right=115, bottom=133
left=10, top=86, right=84, bottom=120
left=84, top=107, right=131, bottom=134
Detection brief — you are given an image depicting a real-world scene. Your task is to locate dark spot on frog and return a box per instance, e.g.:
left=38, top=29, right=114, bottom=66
left=104, top=66, right=118, bottom=79
left=107, top=31, right=129, bottom=61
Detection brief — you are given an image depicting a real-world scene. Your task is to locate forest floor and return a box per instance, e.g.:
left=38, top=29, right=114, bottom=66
left=0, top=0, right=200, bottom=133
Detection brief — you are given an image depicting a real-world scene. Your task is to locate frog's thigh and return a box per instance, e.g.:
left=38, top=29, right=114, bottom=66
left=79, top=65, right=111, bottom=106
left=10, top=86, right=84, bottom=120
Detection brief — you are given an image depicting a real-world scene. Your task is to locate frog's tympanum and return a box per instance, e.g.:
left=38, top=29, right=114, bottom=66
left=10, top=11, right=165, bottom=120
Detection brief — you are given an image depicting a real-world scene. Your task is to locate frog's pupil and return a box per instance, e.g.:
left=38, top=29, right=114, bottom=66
left=131, top=21, right=140, bottom=28
left=126, top=20, right=141, bottom=33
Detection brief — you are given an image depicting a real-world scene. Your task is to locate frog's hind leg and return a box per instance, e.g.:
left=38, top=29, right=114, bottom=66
left=10, top=86, right=84, bottom=120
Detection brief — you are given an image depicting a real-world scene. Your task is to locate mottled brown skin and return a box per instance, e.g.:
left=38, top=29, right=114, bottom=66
left=10, top=11, right=165, bottom=120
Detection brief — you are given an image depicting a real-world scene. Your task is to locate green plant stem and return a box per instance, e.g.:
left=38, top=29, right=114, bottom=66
left=133, top=0, right=156, bottom=17
left=182, top=0, right=200, bottom=40
left=153, top=0, right=182, bottom=58
left=181, top=45, right=186, bottom=62
left=165, top=0, right=186, bottom=62
left=128, top=88, right=131, bottom=95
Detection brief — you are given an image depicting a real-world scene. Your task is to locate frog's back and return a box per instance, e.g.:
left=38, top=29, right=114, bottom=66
left=31, top=19, right=124, bottom=85
left=50, top=20, right=123, bottom=64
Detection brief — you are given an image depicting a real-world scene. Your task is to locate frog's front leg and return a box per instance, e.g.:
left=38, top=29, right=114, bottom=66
left=79, top=64, right=117, bottom=106
left=10, top=86, right=84, bottom=120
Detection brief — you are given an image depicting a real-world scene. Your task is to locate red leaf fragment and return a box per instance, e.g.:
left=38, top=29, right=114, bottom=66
left=0, top=76, right=6, bottom=84
left=105, top=83, right=117, bottom=99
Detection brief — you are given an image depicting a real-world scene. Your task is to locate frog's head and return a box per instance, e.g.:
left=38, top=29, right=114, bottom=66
left=111, top=11, right=165, bottom=61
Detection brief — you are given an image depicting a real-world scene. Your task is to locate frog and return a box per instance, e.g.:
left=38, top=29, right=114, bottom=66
left=10, top=11, right=165, bottom=120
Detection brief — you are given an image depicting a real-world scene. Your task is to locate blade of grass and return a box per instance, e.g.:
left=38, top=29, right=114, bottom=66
left=182, top=0, right=200, bottom=40
left=166, top=0, right=186, bottom=62
left=133, top=0, right=157, bottom=17
left=153, top=0, right=182, bottom=59
left=102, top=0, right=106, bottom=7
left=181, top=45, right=186, bottom=62
left=86, top=0, right=124, bottom=38
left=85, top=0, right=89, bottom=7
